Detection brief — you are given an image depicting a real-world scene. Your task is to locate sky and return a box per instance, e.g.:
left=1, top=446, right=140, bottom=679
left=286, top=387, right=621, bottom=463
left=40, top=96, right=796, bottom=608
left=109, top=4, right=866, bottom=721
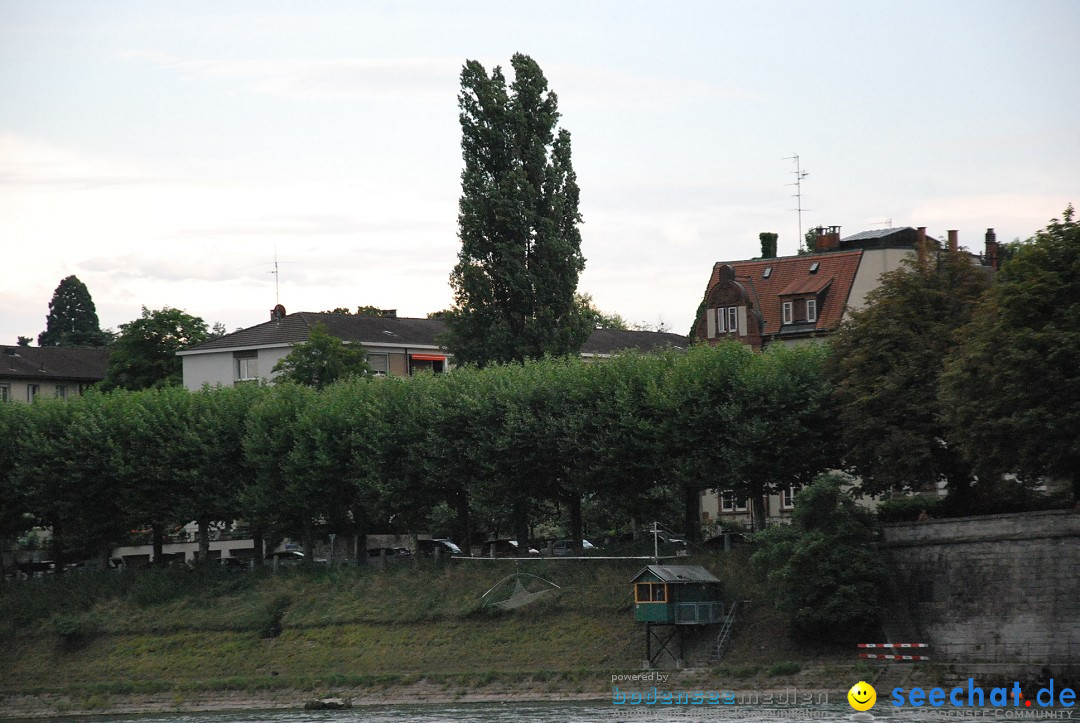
left=2, top=1, right=1078, bottom=344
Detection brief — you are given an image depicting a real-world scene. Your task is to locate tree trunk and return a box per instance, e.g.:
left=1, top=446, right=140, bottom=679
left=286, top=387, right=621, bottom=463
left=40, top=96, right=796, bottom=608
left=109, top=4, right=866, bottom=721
left=568, top=494, right=583, bottom=548
left=197, top=513, right=210, bottom=564
left=252, top=526, right=264, bottom=567
left=453, top=493, right=471, bottom=556
left=512, top=500, right=529, bottom=551
left=302, top=523, right=316, bottom=567
left=152, top=523, right=165, bottom=566
left=751, top=493, right=768, bottom=532
left=683, top=485, right=700, bottom=542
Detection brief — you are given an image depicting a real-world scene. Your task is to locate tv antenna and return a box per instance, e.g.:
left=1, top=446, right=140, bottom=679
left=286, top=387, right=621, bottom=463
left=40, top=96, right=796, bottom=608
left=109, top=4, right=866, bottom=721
left=870, top=218, right=894, bottom=229
left=783, top=154, right=811, bottom=251
left=267, top=247, right=297, bottom=306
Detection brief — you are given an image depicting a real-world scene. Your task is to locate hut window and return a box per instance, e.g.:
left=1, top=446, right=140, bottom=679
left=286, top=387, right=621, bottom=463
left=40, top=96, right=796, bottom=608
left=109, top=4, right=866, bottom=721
left=635, top=582, right=667, bottom=602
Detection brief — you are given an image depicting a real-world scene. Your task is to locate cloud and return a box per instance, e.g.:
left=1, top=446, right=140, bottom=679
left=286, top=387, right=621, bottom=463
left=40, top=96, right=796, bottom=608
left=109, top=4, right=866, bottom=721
left=122, top=51, right=460, bottom=101
left=0, top=134, right=162, bottom=190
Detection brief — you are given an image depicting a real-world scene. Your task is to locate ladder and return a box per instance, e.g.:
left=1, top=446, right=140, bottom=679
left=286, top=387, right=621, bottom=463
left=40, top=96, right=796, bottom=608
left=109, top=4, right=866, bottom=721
left=711, top=601, right=738, bottom=660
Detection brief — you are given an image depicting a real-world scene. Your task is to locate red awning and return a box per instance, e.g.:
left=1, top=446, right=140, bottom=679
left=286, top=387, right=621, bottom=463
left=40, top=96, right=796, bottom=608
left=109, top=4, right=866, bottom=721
left=410, top=354, right=446, bottom=361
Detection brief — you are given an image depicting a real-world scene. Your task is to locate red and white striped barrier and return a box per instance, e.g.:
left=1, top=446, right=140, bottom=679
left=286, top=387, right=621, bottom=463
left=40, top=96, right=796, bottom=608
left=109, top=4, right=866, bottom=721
left=859, top=653, right=931, bottom=661
left=857, top=643, right=929, bottom=648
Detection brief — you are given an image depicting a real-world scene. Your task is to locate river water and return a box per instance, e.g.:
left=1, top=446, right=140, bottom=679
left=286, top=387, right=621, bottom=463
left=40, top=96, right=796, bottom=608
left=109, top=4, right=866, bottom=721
left=23, top=702, right=1076, bottom=723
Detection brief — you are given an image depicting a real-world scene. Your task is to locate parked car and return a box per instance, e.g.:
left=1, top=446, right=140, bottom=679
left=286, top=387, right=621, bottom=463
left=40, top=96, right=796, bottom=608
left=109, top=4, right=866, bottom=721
left=417, top=538, right=463, bottom=557
left=366, top=546, right=412, bottom=561
left=484, top=539, right=539, bottom=557
left=265, top=550, right=327, bottom=566
left=545, top=538, right=598, bottom=557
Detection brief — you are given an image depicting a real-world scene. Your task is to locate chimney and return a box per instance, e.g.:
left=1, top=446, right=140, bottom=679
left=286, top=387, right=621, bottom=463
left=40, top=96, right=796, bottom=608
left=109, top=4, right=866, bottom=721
left=948, top=230, right=958, bottom=253
left=814, top=225, right=841, bottom=252
left=380, top=309, right=397, bottom=318
left=916, top=227, right=927, bottom=269
left=271, top=304, right=287, bottom=321
left=985, top=228, right=999, bottom=270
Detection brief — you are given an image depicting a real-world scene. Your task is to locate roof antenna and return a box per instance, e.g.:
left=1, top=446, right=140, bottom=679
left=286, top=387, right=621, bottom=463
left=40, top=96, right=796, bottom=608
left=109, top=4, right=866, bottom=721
left=267, top=246, right=296, bottom=306
left=783, top=154, right=811, bottom=251
left=870, top=218, right=893, bottom=229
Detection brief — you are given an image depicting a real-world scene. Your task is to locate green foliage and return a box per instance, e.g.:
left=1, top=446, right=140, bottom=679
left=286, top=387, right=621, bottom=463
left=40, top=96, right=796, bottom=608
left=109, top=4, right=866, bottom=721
left=100, top=306, right=210, bottom=391
left=829, top=245, right=991, bottom=498
left=942, top=205, right=1080, bottom=502
left=37, top=276, right=111, bottom=348
left=443, top=53, right=590, bottom=366
left=759, top=232, right=778, bottom=259
left=272, top=323, right=372, bottom=389
left=752, top=474, right=884, bottom=643
left=577, top=293, right=629, bottom=330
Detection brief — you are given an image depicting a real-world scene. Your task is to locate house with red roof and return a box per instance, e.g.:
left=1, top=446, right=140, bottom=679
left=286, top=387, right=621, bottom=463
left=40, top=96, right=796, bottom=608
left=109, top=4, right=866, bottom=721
left=694, top=225, right=1001, bottom=531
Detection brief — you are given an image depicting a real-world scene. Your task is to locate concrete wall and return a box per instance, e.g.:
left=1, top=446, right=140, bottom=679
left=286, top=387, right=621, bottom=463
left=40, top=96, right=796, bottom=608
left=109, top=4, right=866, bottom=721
left=881, top=510, right=1080, bottom=664
left=846, top=247, right=912, bottom=315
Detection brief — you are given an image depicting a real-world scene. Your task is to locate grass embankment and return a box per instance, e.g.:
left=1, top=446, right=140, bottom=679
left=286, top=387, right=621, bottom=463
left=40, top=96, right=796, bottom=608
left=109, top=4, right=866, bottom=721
left=0, top=550, right=866, bottom=715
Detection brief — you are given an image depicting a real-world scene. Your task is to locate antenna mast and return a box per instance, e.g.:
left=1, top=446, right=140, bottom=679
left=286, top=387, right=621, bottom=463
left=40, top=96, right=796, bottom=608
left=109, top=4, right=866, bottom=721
left=783, top=154, right=810, bottom=250
left=269, top=247, right=280, bottom=306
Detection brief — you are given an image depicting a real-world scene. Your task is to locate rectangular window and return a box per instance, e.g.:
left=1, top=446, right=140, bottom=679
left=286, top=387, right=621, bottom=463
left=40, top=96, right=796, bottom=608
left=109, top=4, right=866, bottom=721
left=781, top=487, right=796, bottom=510
left=0, top=384, right=8, bottom=403
left=56, top=385, right=68, bottom=399
left=782, top=301, right=793, bottom=325
left=716, top=308, right=726, bottom=333
left=635, top=582, right=667, bottom=602
left=368, top=353, right=389, bottom=376
left=27, top=384, right=39, bottom=402
left=717, top=307, right=737, bottom=334
left=720, top=493, right=749, bottom=512
left=727, top=307, right=738, bottom=334
left=806, top=299, right=817, bottom=323
left=234, top=351, right=258, bottom=381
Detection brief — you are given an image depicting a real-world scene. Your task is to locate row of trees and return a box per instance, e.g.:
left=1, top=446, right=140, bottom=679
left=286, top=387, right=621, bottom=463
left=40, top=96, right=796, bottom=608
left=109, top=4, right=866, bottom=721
left=0, top=342, right=835, bottom=566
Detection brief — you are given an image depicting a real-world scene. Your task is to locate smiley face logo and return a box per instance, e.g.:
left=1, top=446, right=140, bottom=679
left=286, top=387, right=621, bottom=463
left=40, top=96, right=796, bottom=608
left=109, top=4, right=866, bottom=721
left=848, top=681, right=877, bottom=711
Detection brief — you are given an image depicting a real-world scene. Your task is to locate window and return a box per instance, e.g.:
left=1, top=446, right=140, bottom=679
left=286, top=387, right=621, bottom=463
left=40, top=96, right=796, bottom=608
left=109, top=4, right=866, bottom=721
left=27, top=384, right=40, bottom=402
left=763, top=267, right=772, bottom=278
left=367, top=353, right=389, bottom=376
left=0, top=384, right=8, bottom=403
left=234, top=351, right=258, bottom=381
left=782, top=301, right=793, bottom=325
left=806, top=299, right=817, bottom=323
left=717, top=306, right=737, bottom=334
left=781, top=487, right=796, bottom=510
left=809, top=262, right=820, bottom=273
left=720, top=493, right=749, bottom=512
left=635, top=582, right=667, bottom=603
left=56, top=385, right=68, bottom=399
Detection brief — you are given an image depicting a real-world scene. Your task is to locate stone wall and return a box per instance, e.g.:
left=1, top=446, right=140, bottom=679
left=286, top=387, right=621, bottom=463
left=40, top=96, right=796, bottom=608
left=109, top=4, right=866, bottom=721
left=881, top=510, right=1079, bottom=664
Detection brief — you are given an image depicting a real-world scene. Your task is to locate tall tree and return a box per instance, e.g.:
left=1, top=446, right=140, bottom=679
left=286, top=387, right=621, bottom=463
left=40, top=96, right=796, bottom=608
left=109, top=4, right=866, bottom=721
left=941, top=205, right=1080, bottom=503
left=272, top=323, right=372, bottom=389
left=443, top=53, right=590, bottom=366
left=829, top=243, right=991, bottom=501
left=100, top=307, right=210, bottom=391
left=37, top=275, right=111, bottom=347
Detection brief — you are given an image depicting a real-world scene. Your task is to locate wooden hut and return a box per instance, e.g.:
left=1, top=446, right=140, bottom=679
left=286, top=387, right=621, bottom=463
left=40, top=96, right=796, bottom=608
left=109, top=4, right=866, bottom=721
left=631, top=564, right=724, bottom=625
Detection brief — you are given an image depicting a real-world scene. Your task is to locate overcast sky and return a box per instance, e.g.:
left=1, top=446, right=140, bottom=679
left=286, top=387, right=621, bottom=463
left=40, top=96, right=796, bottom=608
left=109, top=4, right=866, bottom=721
left=2, top=1, right=1077, bottom=344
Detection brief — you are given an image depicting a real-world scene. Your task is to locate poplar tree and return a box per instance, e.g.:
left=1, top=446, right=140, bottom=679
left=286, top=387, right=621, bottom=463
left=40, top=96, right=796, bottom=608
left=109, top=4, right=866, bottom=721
left=444, top=53, right=590, bottom=366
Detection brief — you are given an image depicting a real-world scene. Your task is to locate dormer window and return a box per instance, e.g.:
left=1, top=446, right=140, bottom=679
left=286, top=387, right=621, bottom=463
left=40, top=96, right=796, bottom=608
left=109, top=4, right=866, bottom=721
left=806, top=299, right=817, bottom=323
left=809, top=262, right=820, bottom=273
left=716, top=306, right=738, bottom=334
left=782, top=301, right=793, bottom=325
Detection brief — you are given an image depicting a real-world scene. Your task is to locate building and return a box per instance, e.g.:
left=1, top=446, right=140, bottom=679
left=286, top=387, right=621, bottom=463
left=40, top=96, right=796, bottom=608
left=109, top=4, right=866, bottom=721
left=695, top=226, right=1001, bottom=530
left=0, top=345, right=110, bottom=403
left=178, top=306, right=688, bottom=390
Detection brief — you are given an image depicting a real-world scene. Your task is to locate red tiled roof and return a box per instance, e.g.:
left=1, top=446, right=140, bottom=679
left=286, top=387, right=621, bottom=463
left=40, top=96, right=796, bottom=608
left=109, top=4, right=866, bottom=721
left=707, top=250, right=863, bottom=335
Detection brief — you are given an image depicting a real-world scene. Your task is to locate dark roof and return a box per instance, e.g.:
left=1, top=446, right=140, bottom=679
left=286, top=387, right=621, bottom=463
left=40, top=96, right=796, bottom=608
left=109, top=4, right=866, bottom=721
left=839, top=226, right=918, bottom=250
left=182, top=312, right=689, bottom=357
left=631, top=564, right=721, bottom=584
left=0, top=346, right=110, bottom=382
left=581, top=328, right=688, bottom=355
left=708, top=250, right=863, bottom=335
left=181, top=312, right=445, bottom=353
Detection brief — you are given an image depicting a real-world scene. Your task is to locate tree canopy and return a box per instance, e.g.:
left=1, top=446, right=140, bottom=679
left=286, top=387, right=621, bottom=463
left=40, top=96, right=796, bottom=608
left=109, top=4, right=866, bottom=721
left=100, top=307, right=211, bottom=391
left=941, top=205, right=1080, bottom=502
left=272, top=323, right=372, bottom=389
left=37, top=275, right=111, bottom=347
left=442, top=53, right=590, bottom=366
left=828, top=244, right=991, bottom=499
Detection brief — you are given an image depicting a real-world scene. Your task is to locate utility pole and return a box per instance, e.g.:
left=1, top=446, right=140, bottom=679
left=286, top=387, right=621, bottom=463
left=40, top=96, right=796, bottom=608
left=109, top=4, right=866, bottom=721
left=783, top=154, right=810, bottom=251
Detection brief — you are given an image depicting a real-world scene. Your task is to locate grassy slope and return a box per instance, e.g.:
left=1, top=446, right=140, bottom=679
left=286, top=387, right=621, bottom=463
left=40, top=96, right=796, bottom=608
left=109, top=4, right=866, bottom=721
left=0, top=550, right=866, bottom=704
